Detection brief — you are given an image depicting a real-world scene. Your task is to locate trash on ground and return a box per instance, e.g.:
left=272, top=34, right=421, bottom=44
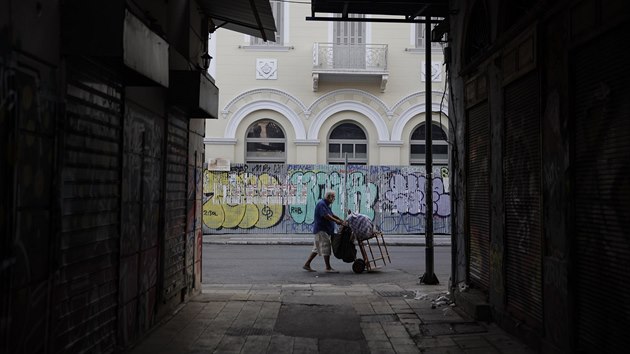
left=430, top=292, right=453, bottom=309
left=458, top=282, right=469, bottom=292
left=414, top=290, right=429, bottom=300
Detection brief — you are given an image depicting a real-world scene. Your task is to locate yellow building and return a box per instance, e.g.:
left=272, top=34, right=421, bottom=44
left=206, top=1, right=449, bottom=166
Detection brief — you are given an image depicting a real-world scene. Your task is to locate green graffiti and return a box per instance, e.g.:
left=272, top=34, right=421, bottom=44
left=288, top=170, right=377, bottom=224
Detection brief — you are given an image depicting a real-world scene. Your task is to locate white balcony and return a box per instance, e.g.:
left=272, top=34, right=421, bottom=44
left=312, top=42, right=389, bottom=91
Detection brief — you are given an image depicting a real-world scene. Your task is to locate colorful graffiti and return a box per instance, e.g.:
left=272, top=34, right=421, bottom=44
left=202, top=164, right=451, bottom=235
left=287, top=170, right=378, bottom=224
left=203, top=172, right=284, bottom=229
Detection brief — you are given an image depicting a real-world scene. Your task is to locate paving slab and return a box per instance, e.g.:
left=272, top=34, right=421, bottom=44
left=130, top=282, right=535, bottom=354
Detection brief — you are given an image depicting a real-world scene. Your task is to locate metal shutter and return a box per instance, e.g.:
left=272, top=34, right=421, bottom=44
left=466, top=101, right=491, bottom=290
left=54, top=58, right=122, bottom=352
left=503, top=71, right=542, bottom=328
left=186, top=122, right=205, bottom=293
left=163, top=109, right=188, bottom=302
left=573, top=26, right=630, bottom=353
left=1, top=60, right=58, bottom=353
left=119, top=100, right=164, bottom=344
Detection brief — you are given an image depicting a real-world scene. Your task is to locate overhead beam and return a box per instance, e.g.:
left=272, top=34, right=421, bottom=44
left=413, top=4, right=430, bottom=18
left=306, top=16, right=444, bottom=23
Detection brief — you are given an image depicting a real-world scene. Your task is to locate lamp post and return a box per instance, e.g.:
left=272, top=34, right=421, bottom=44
left=420, top=15, right=439, bottom=285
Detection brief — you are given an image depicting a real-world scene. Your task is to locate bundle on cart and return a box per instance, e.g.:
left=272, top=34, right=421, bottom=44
left=331, top=212, right=392, bottom=273
left=346, top=212, right=374, bottom=240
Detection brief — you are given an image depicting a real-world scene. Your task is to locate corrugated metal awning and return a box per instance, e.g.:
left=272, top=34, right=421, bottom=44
left=309, top=0, right=449, bottom=21
left=200, top=0, right=277, bottom=42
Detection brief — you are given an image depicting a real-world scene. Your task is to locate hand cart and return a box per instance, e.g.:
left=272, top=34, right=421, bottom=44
left=351, top=230, right=391, bottom=273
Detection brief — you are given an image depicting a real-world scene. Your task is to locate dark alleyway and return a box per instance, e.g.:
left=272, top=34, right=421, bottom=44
left=3, top=0, right=630, bottom=352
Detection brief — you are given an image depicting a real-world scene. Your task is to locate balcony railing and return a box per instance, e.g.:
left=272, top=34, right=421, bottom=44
left=313, top=43, right=388, bottom=72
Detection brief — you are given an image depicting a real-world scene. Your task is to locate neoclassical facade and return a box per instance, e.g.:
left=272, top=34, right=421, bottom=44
left=205, top=1, right=449, bottom=167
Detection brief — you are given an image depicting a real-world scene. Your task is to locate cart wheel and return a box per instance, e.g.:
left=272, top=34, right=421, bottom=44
left=352, top=259, right=366, bottom=273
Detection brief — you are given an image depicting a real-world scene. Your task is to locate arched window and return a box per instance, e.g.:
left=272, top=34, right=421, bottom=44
left=328, top=122, right=368, bottom=165
left=410, top=123, right=448, bottom=165
left=245, top=119, right=286, bottom=163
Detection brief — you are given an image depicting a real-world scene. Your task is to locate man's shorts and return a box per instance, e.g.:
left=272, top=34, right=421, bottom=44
left=312, top=231, right=332, bottom=256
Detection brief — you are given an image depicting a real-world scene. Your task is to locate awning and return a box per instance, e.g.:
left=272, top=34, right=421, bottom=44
left=309, top=0, right=449, bottom=21
left=199, top=0, right=277, bottom=42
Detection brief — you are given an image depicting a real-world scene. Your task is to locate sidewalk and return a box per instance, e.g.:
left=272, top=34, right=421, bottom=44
left=203, top=234, right=452, bottom=246
left=130, top=281, right=534, bottom=354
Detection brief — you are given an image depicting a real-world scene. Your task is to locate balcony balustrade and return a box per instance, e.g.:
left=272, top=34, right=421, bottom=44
left=312, top=42, right=389, bottom=91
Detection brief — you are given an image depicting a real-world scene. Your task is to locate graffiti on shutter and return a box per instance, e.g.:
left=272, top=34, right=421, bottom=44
left=163, top=110, right=188, bottom=301
left=55, top=58, right=122, bottom=352
left=504, top=71, right=542, bottom=328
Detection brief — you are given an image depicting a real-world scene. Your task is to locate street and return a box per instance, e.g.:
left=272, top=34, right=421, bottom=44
left=202, top=245, right=452, bottom=287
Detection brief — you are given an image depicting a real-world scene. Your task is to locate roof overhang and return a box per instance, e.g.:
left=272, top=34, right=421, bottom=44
left=199, top=0, right=277, bottom=42
left=308, top=0, right=449, bottom=22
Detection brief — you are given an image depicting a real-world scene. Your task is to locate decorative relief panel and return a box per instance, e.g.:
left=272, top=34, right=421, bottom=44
left=256, top=58, right=277, bottom=80
left=421, top=62, right=442, bottom=82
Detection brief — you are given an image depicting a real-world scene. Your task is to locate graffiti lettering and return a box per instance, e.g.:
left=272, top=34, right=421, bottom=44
left=261, top=205, right=273, bottom=220
left=202, top=164, right=451, bottom=234
left=203, top=209, right=218, bottom=217
left=202, top=171, right=283, bottom=229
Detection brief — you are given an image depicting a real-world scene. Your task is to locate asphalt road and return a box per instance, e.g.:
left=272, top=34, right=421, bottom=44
left=202, top=244, right=451, bottom=287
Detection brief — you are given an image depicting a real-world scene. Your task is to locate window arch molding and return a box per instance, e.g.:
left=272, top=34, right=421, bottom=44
left=308, top=101, right=388, bottom=141
left=225, top=100, right=306, bottom=140
left=391, top=103, right=449, bottom=141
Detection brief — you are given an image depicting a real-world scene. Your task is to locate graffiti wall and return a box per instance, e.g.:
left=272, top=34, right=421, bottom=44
left=202, top=164, right=451, bottom=235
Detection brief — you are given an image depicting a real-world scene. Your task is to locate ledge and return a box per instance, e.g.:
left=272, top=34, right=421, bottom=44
left=377, top=140, right=403, bottom=147
left=312, top=70, right=389, bottom=92
left=294, top=139, right=320, bottom=146
left=204, top=138, right=237, bottom=145
left=239, top=45, right=294, bottom=52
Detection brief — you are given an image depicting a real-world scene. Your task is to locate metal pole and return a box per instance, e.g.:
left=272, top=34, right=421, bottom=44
left=420, top=16, right=439, bottom=285
left=344, top=152, right=348, bottom=219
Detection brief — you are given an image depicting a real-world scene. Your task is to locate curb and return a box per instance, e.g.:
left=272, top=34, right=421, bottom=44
left=202, top=235, right=451, bottom=247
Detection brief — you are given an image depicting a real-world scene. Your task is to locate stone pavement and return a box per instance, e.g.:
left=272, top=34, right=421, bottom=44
left=203, top=234, right=451, bottom=247
left=130, top=281, right=534, bottom=354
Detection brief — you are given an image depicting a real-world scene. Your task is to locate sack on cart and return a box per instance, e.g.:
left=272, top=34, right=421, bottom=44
left=332, top=225, right=356, bottom=263
left=346, top=212, right=374, bottom=240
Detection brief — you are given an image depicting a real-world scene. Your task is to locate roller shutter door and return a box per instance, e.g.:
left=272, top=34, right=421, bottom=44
left=119, top=100, right=164, bottom=344
left=162, top=109, right=188, bottom=301
left=54, top=57, right=122, bottom=353
left=503, top=71, right=542, bottom=328
left=466, top=101, right=491, bottom=290
left=573, top=26, right=630, bottom=353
